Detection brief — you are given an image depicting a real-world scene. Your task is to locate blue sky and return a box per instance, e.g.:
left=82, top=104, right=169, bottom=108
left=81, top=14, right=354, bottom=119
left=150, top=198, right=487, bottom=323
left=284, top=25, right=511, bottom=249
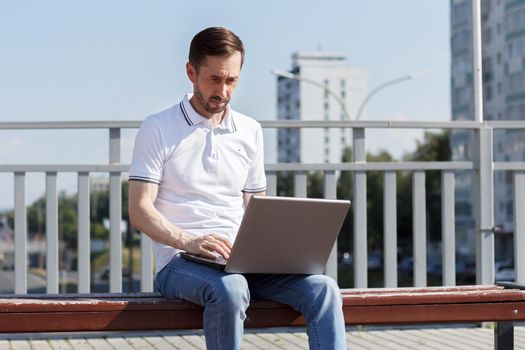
left=0, top=1, right=450, bottom=209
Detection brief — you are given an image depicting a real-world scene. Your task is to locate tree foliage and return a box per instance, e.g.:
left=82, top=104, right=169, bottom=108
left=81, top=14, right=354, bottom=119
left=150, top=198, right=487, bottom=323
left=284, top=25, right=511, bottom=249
left=20, top=180, right=130, bottom=249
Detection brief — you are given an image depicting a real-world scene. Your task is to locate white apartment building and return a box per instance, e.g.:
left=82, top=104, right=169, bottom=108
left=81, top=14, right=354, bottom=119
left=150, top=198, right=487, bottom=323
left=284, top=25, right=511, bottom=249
left=451, top=0, right=525, bottom=258
left=276, top=52, right=367, bottom=164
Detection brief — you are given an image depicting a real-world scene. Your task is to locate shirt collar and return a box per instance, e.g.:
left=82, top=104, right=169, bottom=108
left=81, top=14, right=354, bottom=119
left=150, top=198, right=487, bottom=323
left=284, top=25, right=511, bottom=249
left=180, top=93, right=237, bottom=132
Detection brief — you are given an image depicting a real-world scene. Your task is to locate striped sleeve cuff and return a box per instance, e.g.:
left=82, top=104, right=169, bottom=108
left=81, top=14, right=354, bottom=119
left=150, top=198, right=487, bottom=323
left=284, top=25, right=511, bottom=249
left=128, top=176, right=161, bottom=185
left=242, top=185, right=267, bottom=193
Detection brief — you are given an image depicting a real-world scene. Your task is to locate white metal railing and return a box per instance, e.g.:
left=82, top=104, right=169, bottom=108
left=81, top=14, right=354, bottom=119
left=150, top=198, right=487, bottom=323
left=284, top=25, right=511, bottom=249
left=1, top=120, right=524, bottom=294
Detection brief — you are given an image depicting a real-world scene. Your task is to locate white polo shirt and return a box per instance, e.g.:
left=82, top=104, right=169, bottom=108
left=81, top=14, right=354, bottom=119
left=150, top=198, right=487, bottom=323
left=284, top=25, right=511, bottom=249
left=129, top=94, right=267, bottom=273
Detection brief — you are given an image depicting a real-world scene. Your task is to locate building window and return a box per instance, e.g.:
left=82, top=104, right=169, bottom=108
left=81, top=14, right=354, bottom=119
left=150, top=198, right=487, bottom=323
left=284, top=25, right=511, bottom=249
left=455, top=202, right=472, bottom=216
left=483, top=26, right=492, bottom=45
left=485, top=84, right=492, bottom=101
left=507, top=200, right=513, bottom=217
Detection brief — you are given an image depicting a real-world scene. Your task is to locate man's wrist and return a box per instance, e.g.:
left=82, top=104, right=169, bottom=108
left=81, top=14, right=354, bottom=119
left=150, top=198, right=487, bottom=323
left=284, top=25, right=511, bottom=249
left=178, top=230, right=193, bottom=250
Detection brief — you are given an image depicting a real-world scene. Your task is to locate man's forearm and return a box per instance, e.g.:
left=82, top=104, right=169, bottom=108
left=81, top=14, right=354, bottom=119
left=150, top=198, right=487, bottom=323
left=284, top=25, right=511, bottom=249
left=130, top=205, right=191, bottom=249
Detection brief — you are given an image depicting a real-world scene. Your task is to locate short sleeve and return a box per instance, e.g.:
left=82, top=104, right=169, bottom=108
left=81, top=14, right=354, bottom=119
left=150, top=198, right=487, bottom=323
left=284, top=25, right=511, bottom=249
left=243, top=124, right=267, bottom=193
left=128, top=116, right=164, bottom=185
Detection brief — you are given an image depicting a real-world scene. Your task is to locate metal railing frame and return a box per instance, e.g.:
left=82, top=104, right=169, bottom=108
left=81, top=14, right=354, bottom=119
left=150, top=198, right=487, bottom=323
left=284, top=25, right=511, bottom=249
left=1, top=120, right=524, bottom=293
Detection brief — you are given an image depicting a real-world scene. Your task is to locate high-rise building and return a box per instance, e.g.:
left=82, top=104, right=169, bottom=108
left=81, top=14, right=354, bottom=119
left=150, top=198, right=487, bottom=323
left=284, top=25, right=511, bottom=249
left=450, top=0, right=525, bottom=257
left=276, top=52, right=367, bottom=164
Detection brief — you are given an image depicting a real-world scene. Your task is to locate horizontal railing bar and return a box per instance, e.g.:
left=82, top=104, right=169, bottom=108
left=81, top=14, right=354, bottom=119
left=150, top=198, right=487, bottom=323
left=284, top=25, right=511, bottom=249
left=265, top=162, right=474, bottom=171
left=493, top=162, right=525, bottom=171
left=0, top=120, right=524, bottom=130
left=261, top=120, right=488, bottom=129
left=0, top=121, right=142, bottom=129
left=485, top=120, right=525, bottom=129
left=0, top=162, right=476, bottom=173
left=264, top=120, right=525, bottom=129
left=0, top=165, right=130, bottom=172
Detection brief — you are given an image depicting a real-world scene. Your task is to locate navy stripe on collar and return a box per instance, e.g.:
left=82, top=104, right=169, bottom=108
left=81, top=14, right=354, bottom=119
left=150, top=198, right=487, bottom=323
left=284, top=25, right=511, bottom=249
left=179, top=102, right=193, bottom=126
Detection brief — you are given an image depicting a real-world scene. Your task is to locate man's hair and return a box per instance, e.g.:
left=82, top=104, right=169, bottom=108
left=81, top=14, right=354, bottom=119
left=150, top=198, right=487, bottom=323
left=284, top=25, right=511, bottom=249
left=189, top=27, right=244, bottom=70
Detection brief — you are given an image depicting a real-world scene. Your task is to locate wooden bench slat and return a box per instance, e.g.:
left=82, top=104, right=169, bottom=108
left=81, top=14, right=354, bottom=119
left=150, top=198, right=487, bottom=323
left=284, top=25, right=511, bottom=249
left=2, top=288, right=524, bottom=313
left=0, top=298, right=294, bottom=313
left=1, top=285, right=525, bottom=334
left=343, top=302, right=525, bottom=324
left=342, top=290, right=525, bottom=306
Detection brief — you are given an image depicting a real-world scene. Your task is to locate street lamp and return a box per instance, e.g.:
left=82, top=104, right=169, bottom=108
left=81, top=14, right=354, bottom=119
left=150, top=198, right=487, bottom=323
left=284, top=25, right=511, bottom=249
left=355, top=70, right=428, bottom=121
left=272, top=69, right=427, bottom=121
left=271, top=69, right=351, bottom=121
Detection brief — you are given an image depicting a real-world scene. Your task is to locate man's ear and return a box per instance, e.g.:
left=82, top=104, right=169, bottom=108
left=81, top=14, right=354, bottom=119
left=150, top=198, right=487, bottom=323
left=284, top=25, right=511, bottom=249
left=186, top=62, right=196, bottom=83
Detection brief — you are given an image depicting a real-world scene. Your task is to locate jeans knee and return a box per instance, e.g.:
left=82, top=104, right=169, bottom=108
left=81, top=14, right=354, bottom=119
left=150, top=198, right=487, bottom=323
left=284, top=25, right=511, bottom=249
left=308, top=275, right=342, bottom=308
left=209, top=274, right=250, bottom=311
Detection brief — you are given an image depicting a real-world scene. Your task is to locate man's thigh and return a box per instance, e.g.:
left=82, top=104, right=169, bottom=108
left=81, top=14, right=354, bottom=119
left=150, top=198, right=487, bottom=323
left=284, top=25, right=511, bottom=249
left=155, top=254, right=249, bottom=306
left=246, top=274, right=339, bottom=309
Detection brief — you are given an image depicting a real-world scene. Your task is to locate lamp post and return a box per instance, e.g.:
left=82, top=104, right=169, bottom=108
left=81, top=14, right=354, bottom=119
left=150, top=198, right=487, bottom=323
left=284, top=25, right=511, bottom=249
left=272, top=69, right=427, bottom=121
left=355, top=71, right=428, bottom=121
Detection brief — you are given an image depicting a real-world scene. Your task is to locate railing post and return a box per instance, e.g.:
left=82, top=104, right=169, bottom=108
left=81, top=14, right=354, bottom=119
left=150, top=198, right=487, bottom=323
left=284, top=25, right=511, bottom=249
left=413, top=171, right=427, bottom=287
left=14, top=172, right=27, bottom=294
left=266, top=171, right=277, bottom=197
left=352, top=127, right=367, bottom=288
left=474, top=127, right=495, bottom=285
left=324, top=170, right=338, bottom=282
left=45, top=172, right=59, bottom=294
left=77, top=172, right=91, bottom=293
left=442, top=171, right=456, bottom=286
left=514, top=171, right=525, bottom=284
left=109, top=128, right=122, bottom=293
left=383, top=171, right=397, bottom=288
left=140, top=233, right=153, bottom=292
left=294, top=172, right=307, bottom=198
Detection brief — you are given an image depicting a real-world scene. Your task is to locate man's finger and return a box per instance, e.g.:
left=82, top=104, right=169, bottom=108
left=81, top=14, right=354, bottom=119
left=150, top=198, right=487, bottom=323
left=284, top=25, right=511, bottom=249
left=204, top=240, right=230, bottom=259
left=210, top=234, right=233, bottom=249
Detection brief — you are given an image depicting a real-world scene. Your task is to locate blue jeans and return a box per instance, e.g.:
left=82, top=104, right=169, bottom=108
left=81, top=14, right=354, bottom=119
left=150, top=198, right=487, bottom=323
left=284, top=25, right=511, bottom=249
left=155, top=254, right=347, bottom=350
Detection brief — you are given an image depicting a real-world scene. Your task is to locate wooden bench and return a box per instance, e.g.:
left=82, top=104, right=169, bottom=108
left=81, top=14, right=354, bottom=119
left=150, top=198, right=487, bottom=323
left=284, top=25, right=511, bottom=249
left=1, top=284, right=525, bottom=349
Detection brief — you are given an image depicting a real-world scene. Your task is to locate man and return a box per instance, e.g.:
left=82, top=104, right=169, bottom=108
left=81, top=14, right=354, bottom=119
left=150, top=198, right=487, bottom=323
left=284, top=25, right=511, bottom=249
left=128, top=27, right=346, bottom=350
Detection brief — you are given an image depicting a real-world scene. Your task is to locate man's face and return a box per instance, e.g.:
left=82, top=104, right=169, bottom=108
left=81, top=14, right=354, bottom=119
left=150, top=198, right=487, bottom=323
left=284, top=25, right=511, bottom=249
left=186, top=51, right=242, bottom=116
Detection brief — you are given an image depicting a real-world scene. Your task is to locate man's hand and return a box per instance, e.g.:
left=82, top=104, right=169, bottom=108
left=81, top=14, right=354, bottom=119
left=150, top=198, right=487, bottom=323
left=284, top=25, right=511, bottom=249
left=182, top=232, right=233, bottom=260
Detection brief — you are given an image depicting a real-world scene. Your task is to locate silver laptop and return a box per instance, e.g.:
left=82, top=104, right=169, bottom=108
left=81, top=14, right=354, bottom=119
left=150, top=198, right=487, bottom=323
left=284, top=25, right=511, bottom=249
left=181, top=196, right=351, bottom=274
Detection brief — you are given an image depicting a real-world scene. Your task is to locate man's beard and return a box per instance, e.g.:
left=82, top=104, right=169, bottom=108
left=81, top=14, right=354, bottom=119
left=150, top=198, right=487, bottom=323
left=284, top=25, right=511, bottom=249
left=194, top=87, right=229, bottom=114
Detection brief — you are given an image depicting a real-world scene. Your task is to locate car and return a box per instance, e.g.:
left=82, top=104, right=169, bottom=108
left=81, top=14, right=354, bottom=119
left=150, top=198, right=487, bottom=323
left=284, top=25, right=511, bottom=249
left=339, top=252, right=353, bottom=266
left=495, top=267, right=515, bottom=281
left=398, top=256, right=413, bottom=272
left=495, top=259, right=515, bottom=281
left=427, top=261, right=442, bottom=277
left=368, top=253, right=382, bottom=270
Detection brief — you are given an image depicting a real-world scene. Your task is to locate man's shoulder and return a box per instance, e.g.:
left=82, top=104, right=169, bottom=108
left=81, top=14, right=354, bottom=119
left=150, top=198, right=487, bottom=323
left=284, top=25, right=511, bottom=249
left=143, top=104, right=181, bottom=127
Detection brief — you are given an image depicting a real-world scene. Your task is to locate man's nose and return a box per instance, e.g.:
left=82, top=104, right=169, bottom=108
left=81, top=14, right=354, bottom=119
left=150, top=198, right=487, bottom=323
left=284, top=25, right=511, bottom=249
left=217, top=83, right=228, bottom=98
